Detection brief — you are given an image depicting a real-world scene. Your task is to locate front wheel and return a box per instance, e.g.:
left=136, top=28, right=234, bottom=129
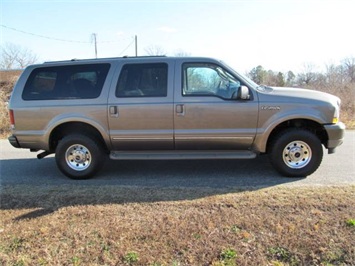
left=269, top=129, right=323, bottom=177
left=55, top=134, right=106, bottom=179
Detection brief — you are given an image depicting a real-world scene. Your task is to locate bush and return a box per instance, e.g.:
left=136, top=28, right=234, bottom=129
left=304, top=81, right=355, bottom=128
left=0, top=79, right=15, bottom=137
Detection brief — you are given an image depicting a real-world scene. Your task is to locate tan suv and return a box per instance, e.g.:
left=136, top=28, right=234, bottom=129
left=8, top=56, right=345, bottom=179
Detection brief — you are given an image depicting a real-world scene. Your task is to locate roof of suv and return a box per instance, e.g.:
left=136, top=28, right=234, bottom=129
left=44, top=55, right=167, bottom=64
left=43, top=56, right=219, bottom=65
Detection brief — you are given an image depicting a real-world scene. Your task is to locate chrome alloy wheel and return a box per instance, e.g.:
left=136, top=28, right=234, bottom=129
left=65, top=144, right=91, bottom=171
left=282, top=141, right=312, bottom=169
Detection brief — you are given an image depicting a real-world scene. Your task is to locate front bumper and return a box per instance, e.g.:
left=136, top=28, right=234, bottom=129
left=324, top=122, right=346, bottom=153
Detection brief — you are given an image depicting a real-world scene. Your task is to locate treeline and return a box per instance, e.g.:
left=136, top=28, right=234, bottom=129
left=247, top=57, right=355, bottom=87
left=247, top=58, right=355, bottom=126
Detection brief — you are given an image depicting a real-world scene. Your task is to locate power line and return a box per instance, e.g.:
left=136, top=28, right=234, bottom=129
left=1, top=24, right=90, bottom=43
left=118, top=38, right=135, bottom=56
left=1, top=24, right=132, bottom=44
left=2, top=24, right=137, bottom=57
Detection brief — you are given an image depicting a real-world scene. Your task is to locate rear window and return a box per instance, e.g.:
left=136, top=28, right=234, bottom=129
left=22, top=63, right=110, bottom=100
left=116, top=63, right=168, bottom=97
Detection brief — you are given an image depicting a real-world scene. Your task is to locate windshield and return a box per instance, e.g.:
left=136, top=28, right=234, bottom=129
left=219, top=60, right=259, bottom=88
left=215, top=66, right=239, bottom=85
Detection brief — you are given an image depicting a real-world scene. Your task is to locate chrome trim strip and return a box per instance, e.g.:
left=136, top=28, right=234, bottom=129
left=113, top=136, right=172, bottom=140
left=176, top=136, right=253, bottom=140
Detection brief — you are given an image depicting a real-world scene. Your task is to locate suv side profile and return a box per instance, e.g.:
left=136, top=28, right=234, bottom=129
left=8, top=56, right=345, bottom=179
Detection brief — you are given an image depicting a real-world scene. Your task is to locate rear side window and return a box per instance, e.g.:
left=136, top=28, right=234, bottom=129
left=22, top=64, right=110, bottom=100
left=116, top=63, right=168, bottom=97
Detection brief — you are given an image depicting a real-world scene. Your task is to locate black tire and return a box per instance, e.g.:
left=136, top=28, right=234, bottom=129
left=55, top=134, right=106, bottom=179
left=269, top=129, right=323, bottom=177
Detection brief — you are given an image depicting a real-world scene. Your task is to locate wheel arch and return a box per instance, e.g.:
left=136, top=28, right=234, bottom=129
left=266, top=119, right=327, bottom=153
left=49, top=122, right=109, bottom=153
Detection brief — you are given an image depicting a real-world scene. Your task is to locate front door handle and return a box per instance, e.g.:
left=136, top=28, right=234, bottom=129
left=176, top=104, right=185, bottom=116
left=109, top=106, right=119, bottom=118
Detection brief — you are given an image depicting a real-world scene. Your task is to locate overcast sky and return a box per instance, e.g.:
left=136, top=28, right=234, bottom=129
left=1, top=0, right=354, bottom=73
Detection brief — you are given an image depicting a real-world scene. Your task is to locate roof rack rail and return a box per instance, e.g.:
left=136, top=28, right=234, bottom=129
left=122, top=55, right=167, bottom=58
left=44, top=58, right=83, bottom=64
left=43, top=55, right=167, bottom=64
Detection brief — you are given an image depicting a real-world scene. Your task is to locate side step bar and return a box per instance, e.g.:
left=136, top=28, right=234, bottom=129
left=110, top=150, right=257, bottom=160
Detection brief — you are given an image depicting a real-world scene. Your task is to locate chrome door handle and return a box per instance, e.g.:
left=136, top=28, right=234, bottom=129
left=109, top=106, right=119, bottom=118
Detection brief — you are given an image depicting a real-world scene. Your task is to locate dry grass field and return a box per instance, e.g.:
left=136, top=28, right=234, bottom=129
left=1, top=185, right=354, bottom=265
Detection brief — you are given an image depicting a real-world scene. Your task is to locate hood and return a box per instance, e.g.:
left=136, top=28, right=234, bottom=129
left=258, top=86, right=341, bottom=106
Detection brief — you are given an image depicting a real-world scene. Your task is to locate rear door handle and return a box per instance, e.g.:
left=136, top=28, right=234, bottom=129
left=109, top=106, right=119, bottom=118
left=176, top=104, right=185, bottom=116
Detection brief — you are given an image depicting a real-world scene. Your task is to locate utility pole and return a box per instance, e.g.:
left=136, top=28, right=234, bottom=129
left=92, top=33, right=98, bottom=58
left=135, top=35, right=138, bottom=57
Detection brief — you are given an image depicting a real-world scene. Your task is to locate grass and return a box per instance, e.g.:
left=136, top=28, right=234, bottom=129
left=123, top=251, right=139, bottom=264
left=1, top=185, right=354, bottom=265
left=346, top=219, right=355, bottom=227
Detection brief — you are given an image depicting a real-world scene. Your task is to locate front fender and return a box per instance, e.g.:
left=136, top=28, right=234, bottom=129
left=253, top=107, right=326, bottom=153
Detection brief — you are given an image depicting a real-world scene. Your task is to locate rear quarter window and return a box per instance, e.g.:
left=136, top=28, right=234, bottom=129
left=22, top=63, right=110, bottom=100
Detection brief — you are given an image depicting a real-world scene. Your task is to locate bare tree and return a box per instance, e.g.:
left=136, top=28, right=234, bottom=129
left=342, top=57, right=355, bottom=83
left=174, top=49, right=191, bottom=57
left=0, top=43, right=38, bottom=69
left=324, top=63, right=345, bottom=88
left=144, top=45, right=166, bottom=56
left=297, top=63, right=317, bottom=85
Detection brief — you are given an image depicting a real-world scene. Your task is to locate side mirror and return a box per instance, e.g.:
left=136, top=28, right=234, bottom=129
left=232, top=85, right=250, bottom=100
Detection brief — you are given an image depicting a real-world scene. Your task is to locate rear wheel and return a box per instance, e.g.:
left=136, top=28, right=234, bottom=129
left=269, top=129, right=323, bottom=177
left=55, top=134, right=106, bottom=179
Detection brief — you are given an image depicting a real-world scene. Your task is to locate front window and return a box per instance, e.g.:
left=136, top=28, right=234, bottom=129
left=183, top=63, right=241, bottom=100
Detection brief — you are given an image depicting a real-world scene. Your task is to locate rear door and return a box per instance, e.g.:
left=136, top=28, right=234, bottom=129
left=174, top=60, right=258, bottom=150
left=108, top=59, right=174, bottom=150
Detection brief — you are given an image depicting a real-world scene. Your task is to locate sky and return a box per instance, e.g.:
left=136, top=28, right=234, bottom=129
left=0, top=0, right=354, bottom=73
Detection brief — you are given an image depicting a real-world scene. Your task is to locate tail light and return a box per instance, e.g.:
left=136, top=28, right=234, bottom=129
left=9, top=109, right=15, bottom=129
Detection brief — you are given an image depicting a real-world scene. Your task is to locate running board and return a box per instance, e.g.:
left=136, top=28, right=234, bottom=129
left=110, top=150, right=257, bottom=160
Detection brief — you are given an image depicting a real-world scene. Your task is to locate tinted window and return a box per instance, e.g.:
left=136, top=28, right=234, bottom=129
left=23, top=64, right=110, bottom=100
left=116, top=63, right=168, bottom=97
left=183, top=63, right=241, bottom=100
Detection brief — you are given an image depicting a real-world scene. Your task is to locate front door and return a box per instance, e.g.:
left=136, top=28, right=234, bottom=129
left=174, top=62, right=258, bottom=150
